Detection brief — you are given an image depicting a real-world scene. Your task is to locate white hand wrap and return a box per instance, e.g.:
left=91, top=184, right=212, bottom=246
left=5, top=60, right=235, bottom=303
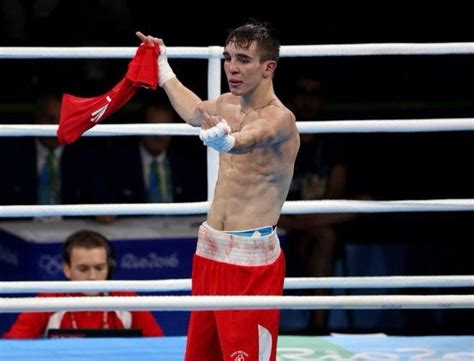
left=158, top=43, right=176, bottom=87
left=199, top=121, right=235, bottom=153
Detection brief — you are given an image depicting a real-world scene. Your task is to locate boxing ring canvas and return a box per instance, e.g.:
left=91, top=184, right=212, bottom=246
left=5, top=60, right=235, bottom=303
left=1, top=335, right=473, bottom=360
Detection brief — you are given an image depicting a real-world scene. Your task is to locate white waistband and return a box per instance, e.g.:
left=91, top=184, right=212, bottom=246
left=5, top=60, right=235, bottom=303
left=196, top=222, right=281, bottom=266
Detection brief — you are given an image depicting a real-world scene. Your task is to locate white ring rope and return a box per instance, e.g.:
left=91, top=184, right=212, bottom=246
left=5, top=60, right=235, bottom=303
left=3, top=43, right=474, bottom=59
left=1, top=295, right=472, bottom=313
left=0, top=124, right=199, bottom=137
left=295, top=119, right=474, bottom=133
left=1, top=276, right=473, bottom=294
left=281, top=199, right=474, bottom=214
left=1, top=199, right=474, bottom=217
left=0, top=202, right=208, bottom=217
left=0, top=47, right=210, bottom=59
left=1, top=118, right=474, bottom=137
left=279, top=43, right=474, bottom=57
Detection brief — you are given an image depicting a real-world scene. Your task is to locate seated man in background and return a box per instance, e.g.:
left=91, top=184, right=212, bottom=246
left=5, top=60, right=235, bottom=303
left=3, top=230, right=164, bottom=338
left=0, top=92, right=113, bottom=223
left=108, top=97, right=206, bottom=204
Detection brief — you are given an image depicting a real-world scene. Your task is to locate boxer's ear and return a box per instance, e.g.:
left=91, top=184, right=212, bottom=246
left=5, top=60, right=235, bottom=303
left=263, top=60, right=277, bottom=78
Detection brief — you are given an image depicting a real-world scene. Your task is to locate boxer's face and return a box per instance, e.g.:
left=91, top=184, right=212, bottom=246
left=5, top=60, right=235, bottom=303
left=223, top=41, right=275, bottom=96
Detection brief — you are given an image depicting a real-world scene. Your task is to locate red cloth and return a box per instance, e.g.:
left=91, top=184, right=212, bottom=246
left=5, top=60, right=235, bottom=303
left=57, top=44, right=159, bottom=144
left=2, top=292, right=164, bottom=339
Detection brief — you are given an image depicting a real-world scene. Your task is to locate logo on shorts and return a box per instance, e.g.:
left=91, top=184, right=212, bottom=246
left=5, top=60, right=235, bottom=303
left=230, top=350, right=249, bottom=361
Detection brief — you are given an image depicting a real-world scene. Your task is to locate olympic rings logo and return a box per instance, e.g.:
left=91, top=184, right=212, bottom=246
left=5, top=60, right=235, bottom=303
left=38, top=254, right=63, bottom=275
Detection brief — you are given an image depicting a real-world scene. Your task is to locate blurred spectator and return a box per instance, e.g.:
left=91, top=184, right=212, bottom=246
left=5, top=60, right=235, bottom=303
left=0, top=1, right=134, bottom=102
left=3, top=229, right=164, bottom=338
left=1, top=0, right=132, bottom=46
left=108, top=98, right=206, bottom=205
left=52, top=0, right=134, bottom=85
left=1, top=0, right=28, bottom=44
left=0, top=93, right=111, bottom=213
left=279, top=78, right=371, bottom=333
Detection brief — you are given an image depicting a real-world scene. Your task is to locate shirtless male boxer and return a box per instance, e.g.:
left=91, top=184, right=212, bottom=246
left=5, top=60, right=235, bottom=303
left=137, top=20, right=300, bottom=361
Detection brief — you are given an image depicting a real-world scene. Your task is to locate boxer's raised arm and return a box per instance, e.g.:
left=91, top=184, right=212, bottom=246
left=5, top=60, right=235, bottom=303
left=136, top=32, right=216, bottom=127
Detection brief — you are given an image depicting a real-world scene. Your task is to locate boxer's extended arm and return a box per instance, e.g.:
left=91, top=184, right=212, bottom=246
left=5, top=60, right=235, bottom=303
left=230, top=109, right=295, bottom=154
left=199, top=109, right=295, bottom=154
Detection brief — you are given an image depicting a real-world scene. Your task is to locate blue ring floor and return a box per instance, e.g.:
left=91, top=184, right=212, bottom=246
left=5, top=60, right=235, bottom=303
left=1, top=335, right=473, bottom=360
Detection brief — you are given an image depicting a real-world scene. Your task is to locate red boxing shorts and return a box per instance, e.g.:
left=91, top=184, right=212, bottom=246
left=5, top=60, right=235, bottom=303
left=57, top=44, right=158, bottom=144
left=184, top=223, right=285, bottom=361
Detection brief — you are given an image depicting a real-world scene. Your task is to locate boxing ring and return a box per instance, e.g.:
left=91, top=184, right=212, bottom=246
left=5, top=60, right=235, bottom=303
left=1, top=43, right=474, bottom=360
